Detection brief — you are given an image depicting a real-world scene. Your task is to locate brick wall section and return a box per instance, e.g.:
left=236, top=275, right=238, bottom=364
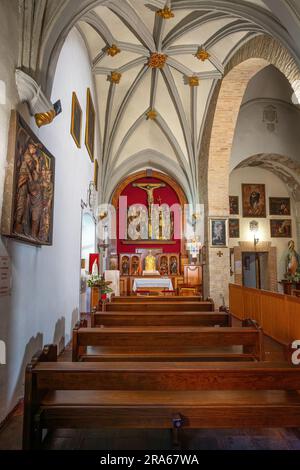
left=207, top=59, right=267, bottom=306
left=200, top=34, right=300, bottom=307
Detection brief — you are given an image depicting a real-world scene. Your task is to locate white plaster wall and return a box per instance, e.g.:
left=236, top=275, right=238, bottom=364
left=229, top=167, right=296, bottom=286
left=231, top=100, right=300, bottom=171
left=0, top=0, right=19, bottom=426
left=0, top=21, right=98, bottom=422
left=242, top=65, right=294, bottom=103
left=231, top=65, right=300, bottom=171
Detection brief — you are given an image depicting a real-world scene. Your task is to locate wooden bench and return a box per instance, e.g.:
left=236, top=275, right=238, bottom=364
left=111, top=295, right=205, bottom=303
left=104, top=301, right=215, bottom=312
left=23, top=345, right=300, bottom=450
left=91, top=311, right=231, bottom=328
left=72, top=321, right=264, bottom=362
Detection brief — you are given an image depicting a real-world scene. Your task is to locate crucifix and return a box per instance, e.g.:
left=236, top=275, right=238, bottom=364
left=132, top=182, right=166, bottom=238
left=217, top=251, right=224, bottom=258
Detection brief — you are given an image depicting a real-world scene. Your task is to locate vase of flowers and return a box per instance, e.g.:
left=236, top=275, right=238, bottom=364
left=293, top=272, right=300, bottom=291
left=87, top=275, right=113, bottom=310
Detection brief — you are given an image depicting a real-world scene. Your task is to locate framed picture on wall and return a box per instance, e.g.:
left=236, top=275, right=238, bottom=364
left=242, top=183, right=266, bottom=218
left=229, top=196, right=239, bottom=215
left=85, top=88, right=96, bottom=162
left=270, top=219, right=292, bottom=238
left=210, top=218, right=228, bottom=247
left=269, top=197, right=291, bottom=216
left=70, top=92, right=82, bottom=148
left=229, top=219, right=240, bottom=238
left=1, top=111, right=55, bottom=246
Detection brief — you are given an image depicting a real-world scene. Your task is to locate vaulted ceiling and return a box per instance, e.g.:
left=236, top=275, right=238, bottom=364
left=69, top=0, right=299, bottom=203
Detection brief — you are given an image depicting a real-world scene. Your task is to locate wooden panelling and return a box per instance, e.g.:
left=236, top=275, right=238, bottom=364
left=228, top=284, right=244, bottom=320
left=229, top=284, right=300, bottom=345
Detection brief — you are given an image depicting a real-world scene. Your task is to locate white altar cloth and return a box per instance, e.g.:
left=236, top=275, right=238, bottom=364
left=132, top=278, right=173, bottom=292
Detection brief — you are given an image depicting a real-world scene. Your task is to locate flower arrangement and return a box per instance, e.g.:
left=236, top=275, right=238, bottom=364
left=293, top=271, right=300, bottom=284
left=87, top=275, right=113, bottom=298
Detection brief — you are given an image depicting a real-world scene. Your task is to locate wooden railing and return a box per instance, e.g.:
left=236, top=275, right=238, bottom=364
left=229, top=284, right=300, bottom=345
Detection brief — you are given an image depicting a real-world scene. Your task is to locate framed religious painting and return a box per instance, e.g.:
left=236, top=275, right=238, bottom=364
left=1, top=111, right=55, bottom=246
left=229, top=219, right=240, bottom=238
left=270, top=219, right=292, bottom=238
left=242, top=184, right=266, bottom=218
left=209, top=218, right=228, bottom=248
left=70, top=92, right=82, bottom=148
left=269, top=197, right=291, bottom=216
left=229, top=196, right=239, bottom=215
left=85, top=88, right=96, bottom=162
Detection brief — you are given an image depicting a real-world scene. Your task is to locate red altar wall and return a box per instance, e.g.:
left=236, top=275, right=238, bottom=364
left=117, top=177, right=181, bottom=254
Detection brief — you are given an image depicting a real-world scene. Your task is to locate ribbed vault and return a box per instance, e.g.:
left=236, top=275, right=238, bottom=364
left=18, top=0, right=300, bottom=207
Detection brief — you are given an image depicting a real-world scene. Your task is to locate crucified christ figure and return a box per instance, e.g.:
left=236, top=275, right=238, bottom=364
left=132, top=183, right=166, bottom=207
left=132, top=182, right=166, bottom=239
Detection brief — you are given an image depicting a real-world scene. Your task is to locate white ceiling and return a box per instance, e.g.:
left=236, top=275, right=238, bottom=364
left=76, top=0, right=284, bottom=202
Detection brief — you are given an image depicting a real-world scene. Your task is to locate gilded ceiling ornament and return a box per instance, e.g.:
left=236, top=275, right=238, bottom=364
left=156, top=7, right=174, bottom=19
left=106, top=44, right=121, bottom=57
left=195, top=48, right=210, bottom=62
left=148, top=53, right=168, bottom=69
left=108, top=72, right=122, bottom=84
left=146, top=109, right=157, bottom=120
left=35, top=110, right=56, bottom=128
left=188, top=76, right=200, bottom=87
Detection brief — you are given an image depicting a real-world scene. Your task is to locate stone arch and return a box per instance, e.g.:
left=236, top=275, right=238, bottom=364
left=235, top=154, right=300, bottom=202
left=110, top=169, right=189, bottom=255
left=110, top=170, right=188, bottom=208
left=105, top=150, right=193, bottom=205
left=200, top=34, right=300, bottom=305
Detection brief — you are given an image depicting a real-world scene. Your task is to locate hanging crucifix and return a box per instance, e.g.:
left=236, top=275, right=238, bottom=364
left=132, top=182, right=166, bottom=239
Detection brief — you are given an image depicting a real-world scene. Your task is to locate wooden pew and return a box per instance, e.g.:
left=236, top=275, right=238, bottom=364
left=23, top=346, right=300, bottom=450
left=72, top=322, right=264, bottom=362
left=91, top=311, right=231, bottom=328
left=104, top=301, right=214, bottom=312
left=111, top=295, right=205, bottom=303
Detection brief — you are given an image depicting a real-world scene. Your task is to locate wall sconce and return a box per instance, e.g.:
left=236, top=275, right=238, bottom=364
left=250, top=220, right=259, bottom=246
left=99, top=212, right=108, bottom=221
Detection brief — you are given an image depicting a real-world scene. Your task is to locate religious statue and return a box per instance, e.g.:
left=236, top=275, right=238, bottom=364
left=145, top=250, right=156, bottom=272
left=127, top=206, right=148, bottom=240
left=131, top=256, right=140, bottom=275
left=122, top=257, right=130, bottom=276
left=159, top=256, right=168, bottom=276
left=132, top=182, right=166, bottom=207
left=132, top=182, right=166, bottom=238
left=286, top=240, right=300, bottom=277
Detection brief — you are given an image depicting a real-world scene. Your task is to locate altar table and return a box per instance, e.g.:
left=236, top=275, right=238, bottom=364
left=132, top=278, right=173, bottom=292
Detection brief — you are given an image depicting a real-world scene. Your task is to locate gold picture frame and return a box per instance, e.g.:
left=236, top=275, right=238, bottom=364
left=85, top=88, right=96, bottom=162
left=70, top=92, right=82, bottom=148
left=94, top=159, right=99, bottom=191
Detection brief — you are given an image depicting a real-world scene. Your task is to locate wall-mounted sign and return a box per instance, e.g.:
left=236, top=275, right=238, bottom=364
left=0, top=256, right=11, bottom=297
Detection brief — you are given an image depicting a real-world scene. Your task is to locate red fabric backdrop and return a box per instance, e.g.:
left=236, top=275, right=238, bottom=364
left=117, top=177, right=181, bottom=253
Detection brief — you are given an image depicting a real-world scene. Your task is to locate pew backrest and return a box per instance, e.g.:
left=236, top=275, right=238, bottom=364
left=91, top=311, right=231, bottom=328
left=105, top=302, right=214, bottom=312
left=72, top=324, right=264, bottom=361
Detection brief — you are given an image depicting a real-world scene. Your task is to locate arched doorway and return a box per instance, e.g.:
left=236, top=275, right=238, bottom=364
left=200, top=34, right=300, bottom=305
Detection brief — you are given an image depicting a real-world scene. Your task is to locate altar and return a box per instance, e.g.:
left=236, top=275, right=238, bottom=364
left=132, top=277, right=173, bottom=293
